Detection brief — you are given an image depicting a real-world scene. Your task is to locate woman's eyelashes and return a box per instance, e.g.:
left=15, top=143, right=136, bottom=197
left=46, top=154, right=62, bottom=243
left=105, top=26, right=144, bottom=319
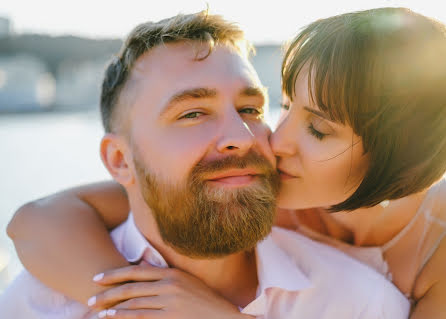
left=307, top=122, right=328, bottom=140
left=280, top=101, right=329, bottom=140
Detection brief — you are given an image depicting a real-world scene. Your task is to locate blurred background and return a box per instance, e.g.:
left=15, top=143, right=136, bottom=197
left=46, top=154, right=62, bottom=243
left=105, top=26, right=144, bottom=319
left=1, top=0, right=445, bottom=291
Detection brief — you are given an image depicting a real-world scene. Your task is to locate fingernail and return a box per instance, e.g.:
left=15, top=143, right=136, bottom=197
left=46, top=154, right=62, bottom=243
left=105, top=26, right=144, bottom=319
left=93, top=273, right=104, bottom=282
left=87, top=296, right=96, bottom=306
left=107, top=309, right=117, bottom=317
left=98, top=310, right=107, bottom=318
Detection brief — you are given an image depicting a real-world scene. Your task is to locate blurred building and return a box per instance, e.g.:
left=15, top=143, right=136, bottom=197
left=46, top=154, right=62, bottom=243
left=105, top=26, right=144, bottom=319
left=251, top=45, right=282, bottom=110
left=0, top=54, right=55, bottom=111
left=54, top=58, right=106, bottom=109
left=0, top=32, right=282, bottom=113
left=0, top=34, right=121, bottom=112
left=0, top=17, right=11, bottom=37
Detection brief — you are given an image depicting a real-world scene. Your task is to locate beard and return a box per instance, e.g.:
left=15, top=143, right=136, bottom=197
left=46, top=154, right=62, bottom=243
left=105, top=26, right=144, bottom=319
left=134, top=150, right=280, bottom=258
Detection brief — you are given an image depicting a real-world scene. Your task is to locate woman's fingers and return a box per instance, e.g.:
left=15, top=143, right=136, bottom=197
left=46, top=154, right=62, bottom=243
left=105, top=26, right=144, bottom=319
left=90, top=281, right=166, bottom=309
left=93, top=264, right=172, bottom=285
left=97, top=308, right=164, bottom=319
left=84, top=310, right=101, bottom=319
left=113, top=296, right=165, bottom=310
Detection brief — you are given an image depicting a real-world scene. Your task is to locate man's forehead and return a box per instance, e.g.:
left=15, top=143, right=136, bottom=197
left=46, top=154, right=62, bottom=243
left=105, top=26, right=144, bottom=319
left=130, top=41, right=255, bottom=80
left=132, top=41, right=203, bottom=73
left=124, top=41, right=261, bottom=104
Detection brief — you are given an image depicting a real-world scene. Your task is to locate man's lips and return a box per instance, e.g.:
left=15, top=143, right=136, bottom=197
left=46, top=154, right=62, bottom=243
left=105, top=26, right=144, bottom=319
left=206, top=169, right=260, bottom=186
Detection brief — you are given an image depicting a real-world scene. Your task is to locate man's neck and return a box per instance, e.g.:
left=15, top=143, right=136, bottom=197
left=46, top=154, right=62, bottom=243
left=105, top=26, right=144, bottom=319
left=164, top=245, right=258, bottom=307
left=132, top=207, right=258, bottom=307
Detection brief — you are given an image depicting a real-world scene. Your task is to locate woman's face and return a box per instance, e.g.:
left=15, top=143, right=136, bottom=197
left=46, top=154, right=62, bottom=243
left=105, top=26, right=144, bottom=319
left=271, top=70, right=370, bottom=210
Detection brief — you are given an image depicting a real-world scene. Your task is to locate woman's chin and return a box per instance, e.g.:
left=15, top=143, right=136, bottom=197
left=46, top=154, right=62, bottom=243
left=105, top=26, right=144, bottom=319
left=276, top=181, right=312, bottom=210
left=276, top=193, right=307, bottom=210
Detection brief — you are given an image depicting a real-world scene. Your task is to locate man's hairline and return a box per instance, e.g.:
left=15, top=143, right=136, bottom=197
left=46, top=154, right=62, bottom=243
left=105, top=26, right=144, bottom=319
left=108, top=39, right=254, bottom=137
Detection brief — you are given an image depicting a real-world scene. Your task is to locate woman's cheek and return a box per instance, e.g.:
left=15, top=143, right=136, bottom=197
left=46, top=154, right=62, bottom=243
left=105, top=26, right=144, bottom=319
left=299, top=133, right=331, bottom=161
left=299, top=135, right=359, bottom=200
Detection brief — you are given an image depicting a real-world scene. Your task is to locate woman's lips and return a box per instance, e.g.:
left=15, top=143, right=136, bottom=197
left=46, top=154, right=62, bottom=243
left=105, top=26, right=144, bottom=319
left=278, top=169, right=298, bottom=181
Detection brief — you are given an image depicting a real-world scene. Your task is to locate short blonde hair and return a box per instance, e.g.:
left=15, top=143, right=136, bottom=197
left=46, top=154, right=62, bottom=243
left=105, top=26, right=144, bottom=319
left=100, top=10, right=253, bottom=132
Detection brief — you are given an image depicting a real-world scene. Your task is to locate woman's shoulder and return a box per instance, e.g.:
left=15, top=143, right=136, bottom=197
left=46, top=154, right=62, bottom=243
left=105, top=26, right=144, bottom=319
left=412, top=231, right=446, bottom=301
left=412, top=178, right=446, bottom=301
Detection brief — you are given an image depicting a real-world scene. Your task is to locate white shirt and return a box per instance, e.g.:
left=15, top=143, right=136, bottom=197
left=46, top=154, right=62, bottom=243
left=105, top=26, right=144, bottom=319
left=0, top=214, right=410, bottom=318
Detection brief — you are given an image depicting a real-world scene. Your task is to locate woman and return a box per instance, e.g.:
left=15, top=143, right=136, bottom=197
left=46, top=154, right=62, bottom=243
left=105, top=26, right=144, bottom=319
left=8, top=7, right=446, bottom=318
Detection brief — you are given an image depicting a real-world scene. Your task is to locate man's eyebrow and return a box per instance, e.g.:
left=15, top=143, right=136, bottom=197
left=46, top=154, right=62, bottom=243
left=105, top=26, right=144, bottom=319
left=303, top=106, right=334, bottom=122
left=160, top=88, right=218, bottom=116
left=240, top=86, right=268, bottom=101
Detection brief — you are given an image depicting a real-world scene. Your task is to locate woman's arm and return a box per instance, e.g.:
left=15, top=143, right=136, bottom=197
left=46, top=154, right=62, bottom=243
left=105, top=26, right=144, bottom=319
left=7, top=181, right=131, bottom=305
left=411, top=236, right=446, bottom=318
left=411, top=281, right=446, bottom=319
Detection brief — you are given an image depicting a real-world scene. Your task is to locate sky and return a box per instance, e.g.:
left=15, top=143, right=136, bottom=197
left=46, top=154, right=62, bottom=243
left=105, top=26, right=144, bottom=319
left=1, top=0, right=446, bottom=44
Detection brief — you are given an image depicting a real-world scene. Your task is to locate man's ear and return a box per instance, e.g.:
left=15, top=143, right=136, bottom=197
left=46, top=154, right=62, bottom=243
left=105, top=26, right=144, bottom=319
left=100, top=133, right=134, bottom=187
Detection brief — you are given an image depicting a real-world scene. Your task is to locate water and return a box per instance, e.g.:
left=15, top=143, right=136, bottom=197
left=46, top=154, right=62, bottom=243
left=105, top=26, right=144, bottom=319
left=0, top=109, right=110, bottom=289
left=0, top=108, right=281, bottom=290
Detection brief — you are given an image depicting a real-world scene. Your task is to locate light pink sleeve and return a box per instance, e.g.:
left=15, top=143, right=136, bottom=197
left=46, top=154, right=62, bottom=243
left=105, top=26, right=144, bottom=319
left=0, top=270, right=88, bottom=319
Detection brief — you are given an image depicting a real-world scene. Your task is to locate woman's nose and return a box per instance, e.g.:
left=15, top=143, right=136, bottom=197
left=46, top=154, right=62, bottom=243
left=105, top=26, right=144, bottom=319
left=270, top=116, right=298, bottom=157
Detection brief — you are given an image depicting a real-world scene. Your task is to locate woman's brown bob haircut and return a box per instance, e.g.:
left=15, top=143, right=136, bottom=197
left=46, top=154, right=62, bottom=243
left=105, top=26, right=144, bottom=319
left=282, top=7, right=446, bottom=211
left=100, top=10, right=253, bottom=133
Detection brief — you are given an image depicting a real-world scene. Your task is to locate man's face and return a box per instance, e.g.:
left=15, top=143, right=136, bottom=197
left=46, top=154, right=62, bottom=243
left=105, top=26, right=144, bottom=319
left=122, top=42, right=279, bottom=257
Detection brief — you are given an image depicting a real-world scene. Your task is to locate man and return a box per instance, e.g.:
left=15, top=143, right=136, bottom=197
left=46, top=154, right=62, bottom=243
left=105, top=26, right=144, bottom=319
left=0, top=11, right=409, bottom=318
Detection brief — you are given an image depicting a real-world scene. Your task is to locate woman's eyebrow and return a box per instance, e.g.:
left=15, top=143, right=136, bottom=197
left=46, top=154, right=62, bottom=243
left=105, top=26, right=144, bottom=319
left=303, top=106, right=335, bottom=123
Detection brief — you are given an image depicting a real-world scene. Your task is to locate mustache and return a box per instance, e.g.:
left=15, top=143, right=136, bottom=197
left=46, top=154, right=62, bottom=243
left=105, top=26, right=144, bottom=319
left=192, top=150, right=276, bottom=178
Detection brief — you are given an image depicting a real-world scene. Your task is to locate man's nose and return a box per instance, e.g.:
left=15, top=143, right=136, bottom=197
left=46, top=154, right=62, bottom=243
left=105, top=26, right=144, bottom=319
left=216, top=111, right=256, bottom=155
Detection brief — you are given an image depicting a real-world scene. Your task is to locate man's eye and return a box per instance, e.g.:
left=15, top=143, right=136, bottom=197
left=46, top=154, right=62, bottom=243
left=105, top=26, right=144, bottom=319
left=180, top=112, right=203, bottom=119
left=240, top=107, right=261, bottom=115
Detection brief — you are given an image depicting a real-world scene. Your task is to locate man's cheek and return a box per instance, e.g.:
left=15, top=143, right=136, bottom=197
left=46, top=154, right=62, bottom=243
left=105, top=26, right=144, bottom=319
left=252, top=125, right=276, bottom=165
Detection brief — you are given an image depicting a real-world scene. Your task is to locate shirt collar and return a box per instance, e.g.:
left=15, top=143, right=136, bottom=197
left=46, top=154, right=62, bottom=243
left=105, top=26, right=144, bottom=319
left=116, top=213, right=168, bottom=267
left=241, top=228, right=313, bottom=315
left=256, top=228, right=312, bottom=293
left=116, top=215, right=312, bottom=315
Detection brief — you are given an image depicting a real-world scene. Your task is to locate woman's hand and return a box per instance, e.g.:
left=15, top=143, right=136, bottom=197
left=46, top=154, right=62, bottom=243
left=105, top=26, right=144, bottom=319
left=87, top=263, right=253, bottom=319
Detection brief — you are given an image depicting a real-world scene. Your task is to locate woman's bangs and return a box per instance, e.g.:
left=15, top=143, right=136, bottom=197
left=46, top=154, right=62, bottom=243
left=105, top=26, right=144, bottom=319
left=282, top=27, right=352, bottom=126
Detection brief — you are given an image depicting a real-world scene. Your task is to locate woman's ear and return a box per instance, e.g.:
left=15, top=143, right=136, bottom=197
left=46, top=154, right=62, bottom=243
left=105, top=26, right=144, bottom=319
left=100, top=133, right=134, bottom=187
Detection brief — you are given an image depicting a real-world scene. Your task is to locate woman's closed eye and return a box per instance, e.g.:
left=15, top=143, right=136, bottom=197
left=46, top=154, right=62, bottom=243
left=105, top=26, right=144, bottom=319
left=308, top=122, right=328, bottom=140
